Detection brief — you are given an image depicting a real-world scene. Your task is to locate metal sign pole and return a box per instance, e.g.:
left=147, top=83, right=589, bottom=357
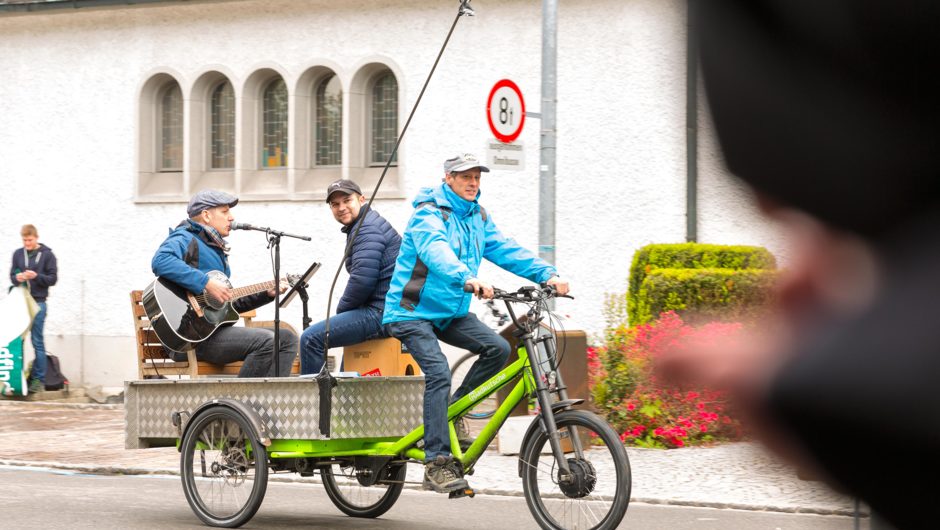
left=539, top=0, right=558, bottom=309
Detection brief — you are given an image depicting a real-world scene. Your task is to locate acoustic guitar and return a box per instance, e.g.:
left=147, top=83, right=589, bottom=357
left=142, top=270, right=296, bottom=353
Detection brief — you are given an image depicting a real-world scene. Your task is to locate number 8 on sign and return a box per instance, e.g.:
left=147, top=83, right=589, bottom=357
left=487, top=79, right=526, bottom=143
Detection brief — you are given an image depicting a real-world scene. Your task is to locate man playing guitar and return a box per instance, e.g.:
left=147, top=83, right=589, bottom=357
left=150, top=189, right=297, bottom=377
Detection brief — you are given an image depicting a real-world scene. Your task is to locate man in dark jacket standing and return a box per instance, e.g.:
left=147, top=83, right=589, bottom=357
left=300, top=179, right=402, bottom=374
left=10, top=224, right=58, bottom=393
left=151, top=190, right=297, bottom=377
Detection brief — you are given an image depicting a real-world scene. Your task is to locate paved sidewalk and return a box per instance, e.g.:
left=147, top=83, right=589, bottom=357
left=0, top=400, right=859, bottom=517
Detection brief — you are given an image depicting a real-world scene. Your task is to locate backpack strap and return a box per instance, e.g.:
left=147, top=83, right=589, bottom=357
left=417, top=201, right=451, bottom=222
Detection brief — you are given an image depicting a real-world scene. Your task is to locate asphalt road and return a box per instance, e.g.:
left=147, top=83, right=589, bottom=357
left=1, top=466, right=863, bottom=529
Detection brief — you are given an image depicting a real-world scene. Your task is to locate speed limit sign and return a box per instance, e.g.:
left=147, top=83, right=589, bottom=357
left=487, top=79, right=525, bottom=143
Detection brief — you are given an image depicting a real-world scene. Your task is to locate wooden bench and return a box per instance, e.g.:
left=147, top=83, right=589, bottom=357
left=130, top=290, right=300, bottom=378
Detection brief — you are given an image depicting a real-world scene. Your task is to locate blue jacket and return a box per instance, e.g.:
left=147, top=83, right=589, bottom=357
left=383, top=183, right=556, bottom=329
left=151, top=220, right=271, bottom=313
left=9, top=244, right=58, bottom=302
left=338, top=206, right=402, bottom=313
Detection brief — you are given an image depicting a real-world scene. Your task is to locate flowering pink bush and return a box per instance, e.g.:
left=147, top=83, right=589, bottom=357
left=590, top=312, right=744, bottom=449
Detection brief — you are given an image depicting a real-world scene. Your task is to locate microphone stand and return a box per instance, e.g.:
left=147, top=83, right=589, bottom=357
left=298, top=285, right=312, bottom=330
left=262, top=227, right=311, bottom=377
left=268, top=232, right=283, bottom=377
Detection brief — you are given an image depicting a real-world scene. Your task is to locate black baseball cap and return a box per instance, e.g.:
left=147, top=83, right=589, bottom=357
left=325, top=179, right=363, bottom=203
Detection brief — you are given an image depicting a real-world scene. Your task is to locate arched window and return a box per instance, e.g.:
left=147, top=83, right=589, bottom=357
left=315, top=74, right=342, bottom=166
left=262, top=78, right=288, bottom=168
left=159, top=83, right=183, bottom=171
left=370, top=73, right=398, bottom=165
left=210, top=81, right=235, bottom=169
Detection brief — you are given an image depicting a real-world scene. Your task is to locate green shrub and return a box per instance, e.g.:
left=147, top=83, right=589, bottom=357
left=631, top=268, right=779, bottom=325
left=626, top=243, right=777, bottom=326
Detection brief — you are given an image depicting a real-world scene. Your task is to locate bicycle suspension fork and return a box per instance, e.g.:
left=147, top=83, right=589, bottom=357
left=536, top=329, right=586, bottom=455
left=520, top=331, right=575, bottom=481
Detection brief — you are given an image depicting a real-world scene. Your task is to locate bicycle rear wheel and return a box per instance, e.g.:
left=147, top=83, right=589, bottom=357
left=520, top=410, right=631, bottom=530
left=450, top=352, right=499, bottom=419
left=180, top=406, right=268, bottom=528
left=321, top=461, right=406, bottom=518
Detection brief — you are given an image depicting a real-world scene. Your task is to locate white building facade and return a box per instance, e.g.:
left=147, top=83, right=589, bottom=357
left=0, top=0, right=787, bottom=389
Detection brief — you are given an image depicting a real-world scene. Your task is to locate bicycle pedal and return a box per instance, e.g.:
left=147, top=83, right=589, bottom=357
left=448, top=487, right=475, bottom=499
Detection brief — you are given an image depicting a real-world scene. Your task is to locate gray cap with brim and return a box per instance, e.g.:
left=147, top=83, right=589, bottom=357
left=444, top=153, right=490, bottom=174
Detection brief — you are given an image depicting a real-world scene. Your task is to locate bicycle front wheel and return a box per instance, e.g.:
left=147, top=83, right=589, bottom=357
left=180, top=406, right=268, bottom=528
left=520, top=410, right=631, bottom=530
left=322, top=461, right=406, bottom=518
left=450, top=352, right=499, bottom=419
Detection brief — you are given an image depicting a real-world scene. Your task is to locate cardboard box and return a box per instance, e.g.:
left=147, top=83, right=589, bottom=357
left=343, top=338, right=421, bottom=377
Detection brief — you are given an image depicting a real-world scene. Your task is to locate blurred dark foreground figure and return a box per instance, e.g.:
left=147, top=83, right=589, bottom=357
left=659, top=2, right=940, bottom=528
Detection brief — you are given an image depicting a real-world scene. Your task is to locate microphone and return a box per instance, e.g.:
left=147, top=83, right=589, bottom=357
left=230, top=221, right=264, bottom=232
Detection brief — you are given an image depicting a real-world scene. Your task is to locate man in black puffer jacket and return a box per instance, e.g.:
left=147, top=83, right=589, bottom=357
left=300, top=179, right=402, bottom=374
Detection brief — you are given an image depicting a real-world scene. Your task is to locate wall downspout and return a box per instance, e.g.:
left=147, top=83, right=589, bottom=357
left=685, top=0, right=699, bottom=243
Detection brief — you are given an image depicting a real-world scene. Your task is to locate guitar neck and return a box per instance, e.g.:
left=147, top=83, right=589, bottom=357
left=231, top=280, right=278, bottom=301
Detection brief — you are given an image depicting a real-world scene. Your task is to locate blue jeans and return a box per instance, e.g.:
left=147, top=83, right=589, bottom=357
left=386, top=314, right=509, bottom=461
left=29, top=302, right=47, bottom=382
left=300, top=307, right=386, bottom=375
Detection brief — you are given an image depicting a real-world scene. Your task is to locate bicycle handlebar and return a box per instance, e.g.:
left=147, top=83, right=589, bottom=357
left=464, top=282, right=570, bottom=334
left=462, top=282, right=574, bottom=301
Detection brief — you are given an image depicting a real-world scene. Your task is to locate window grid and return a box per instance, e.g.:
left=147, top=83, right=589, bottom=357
left=160, top=84, right=183, bottom=171
left=262, top=78, right=288, bottom=168
left=210, top=82, right=235, bottom=169
left=315, top=74, right=343, bottom=166
left=371, top=73, right=398, bottom=165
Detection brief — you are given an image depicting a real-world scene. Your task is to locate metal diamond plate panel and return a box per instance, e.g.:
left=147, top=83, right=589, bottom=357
left=125, top=377, right=425, bottom=449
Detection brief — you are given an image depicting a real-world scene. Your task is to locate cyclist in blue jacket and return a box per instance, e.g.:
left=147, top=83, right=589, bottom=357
left=383, top=153, right=569, bottom=494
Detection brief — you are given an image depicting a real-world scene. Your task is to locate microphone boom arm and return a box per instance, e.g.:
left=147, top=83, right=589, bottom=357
left=231, top=222, right=311, bottom=241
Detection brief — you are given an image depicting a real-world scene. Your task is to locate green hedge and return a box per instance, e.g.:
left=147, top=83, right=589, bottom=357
left=631, top=268, right=779, bottom=325
left=627, top=243, right=778, bottom=326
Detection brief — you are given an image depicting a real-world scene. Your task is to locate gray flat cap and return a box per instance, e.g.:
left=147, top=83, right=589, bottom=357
left=187, top=189, right=239, bottom=218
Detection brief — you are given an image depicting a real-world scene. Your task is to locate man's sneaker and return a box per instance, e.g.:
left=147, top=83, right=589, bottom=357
left=28, top=379, right=44, bottom=394
left=423, top=455, right=469, bottom=493
left=455, top=417, right=475, bottom=451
